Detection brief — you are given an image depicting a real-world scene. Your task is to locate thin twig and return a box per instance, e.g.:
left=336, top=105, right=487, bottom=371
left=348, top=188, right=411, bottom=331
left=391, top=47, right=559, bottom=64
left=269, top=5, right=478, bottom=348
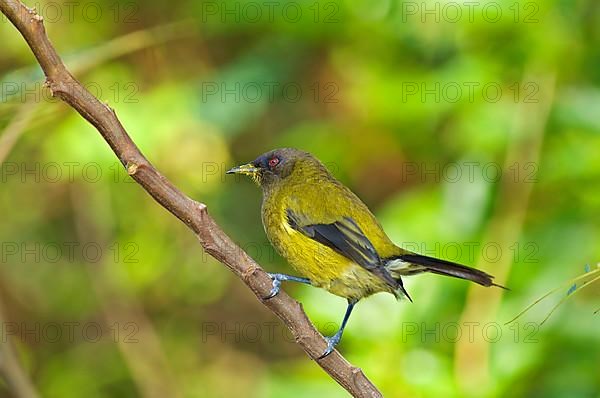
left=505, top=266, right=600, bottom=325
left=0, top=1, right=382, bottom=396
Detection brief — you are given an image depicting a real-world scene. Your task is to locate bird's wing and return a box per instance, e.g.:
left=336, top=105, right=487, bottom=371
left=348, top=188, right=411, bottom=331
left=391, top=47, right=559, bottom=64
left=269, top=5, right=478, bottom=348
left=286, top=209, right=400, bottom=290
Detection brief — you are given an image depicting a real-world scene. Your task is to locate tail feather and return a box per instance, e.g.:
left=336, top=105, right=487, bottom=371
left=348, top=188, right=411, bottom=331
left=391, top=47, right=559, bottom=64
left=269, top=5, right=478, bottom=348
left=387, top=253, right=508, bottom=290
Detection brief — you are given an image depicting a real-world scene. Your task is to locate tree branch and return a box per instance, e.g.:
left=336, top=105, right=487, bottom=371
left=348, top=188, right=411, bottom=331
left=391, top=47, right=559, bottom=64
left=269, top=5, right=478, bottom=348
left=0, top=1, right=382, bottom=396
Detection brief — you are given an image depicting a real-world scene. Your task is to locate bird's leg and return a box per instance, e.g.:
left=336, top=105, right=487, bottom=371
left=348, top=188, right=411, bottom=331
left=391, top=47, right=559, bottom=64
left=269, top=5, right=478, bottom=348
left=264, top=273, right=311, bottom=299
left=318, top=299, right=358, bottom=359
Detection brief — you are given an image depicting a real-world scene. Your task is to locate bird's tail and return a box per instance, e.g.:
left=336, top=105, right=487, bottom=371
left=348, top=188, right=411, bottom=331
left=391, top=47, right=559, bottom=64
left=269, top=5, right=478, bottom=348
left=385, top=253, right=507, bottom=289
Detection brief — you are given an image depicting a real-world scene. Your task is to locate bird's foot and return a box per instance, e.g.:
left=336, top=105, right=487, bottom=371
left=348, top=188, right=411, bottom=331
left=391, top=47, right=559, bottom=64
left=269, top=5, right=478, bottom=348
left=263, top=273, right=311, bottom=300
left=318, top=331, right=342, bottom=359
left=264, top=273, right=283, bottom=299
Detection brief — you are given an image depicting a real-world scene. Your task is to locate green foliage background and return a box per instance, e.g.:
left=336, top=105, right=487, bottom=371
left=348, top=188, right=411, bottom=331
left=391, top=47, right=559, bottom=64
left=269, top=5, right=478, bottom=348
left=1, top=0, right=599, bottom=397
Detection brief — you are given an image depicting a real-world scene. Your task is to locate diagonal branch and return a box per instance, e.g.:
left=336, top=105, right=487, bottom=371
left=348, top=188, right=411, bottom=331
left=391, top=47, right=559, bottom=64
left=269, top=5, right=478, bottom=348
left=0, top=1, right=382, bottom=396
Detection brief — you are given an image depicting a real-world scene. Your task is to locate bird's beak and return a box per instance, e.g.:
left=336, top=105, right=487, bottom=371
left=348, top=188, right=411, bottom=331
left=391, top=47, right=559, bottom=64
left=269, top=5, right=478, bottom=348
left=226, top=163, right=259, bottom=176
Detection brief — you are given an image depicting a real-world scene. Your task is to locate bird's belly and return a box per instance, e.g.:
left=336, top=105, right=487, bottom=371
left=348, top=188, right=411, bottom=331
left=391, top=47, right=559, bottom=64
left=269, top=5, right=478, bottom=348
left=326, top=264, right=393, bottom=300
left=268, top=222, right=391, bottom=300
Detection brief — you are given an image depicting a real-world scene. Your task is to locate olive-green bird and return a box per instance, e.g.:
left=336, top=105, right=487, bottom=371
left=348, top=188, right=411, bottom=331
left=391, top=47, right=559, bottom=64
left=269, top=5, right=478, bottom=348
left=227, top=148, right=504, bottom=357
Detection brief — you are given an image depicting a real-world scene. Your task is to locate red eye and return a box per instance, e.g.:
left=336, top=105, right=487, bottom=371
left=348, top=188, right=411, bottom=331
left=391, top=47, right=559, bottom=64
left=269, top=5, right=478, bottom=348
left=268, top=157, right=279, bottom=168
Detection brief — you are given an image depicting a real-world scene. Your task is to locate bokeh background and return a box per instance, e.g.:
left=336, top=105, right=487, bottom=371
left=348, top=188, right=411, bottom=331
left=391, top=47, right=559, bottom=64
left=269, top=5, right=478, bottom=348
left=1, top=0, right=599, bottom=397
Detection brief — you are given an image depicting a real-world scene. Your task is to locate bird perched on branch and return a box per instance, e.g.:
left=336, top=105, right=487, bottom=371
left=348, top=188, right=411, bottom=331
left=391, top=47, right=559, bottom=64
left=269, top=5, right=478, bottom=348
left=227, top=148, right=505, bottom=358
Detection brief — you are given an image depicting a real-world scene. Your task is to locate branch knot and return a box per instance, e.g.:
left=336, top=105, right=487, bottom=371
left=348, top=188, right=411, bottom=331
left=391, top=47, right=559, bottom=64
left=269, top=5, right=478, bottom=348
left=127, top=163, right=139, bottom=175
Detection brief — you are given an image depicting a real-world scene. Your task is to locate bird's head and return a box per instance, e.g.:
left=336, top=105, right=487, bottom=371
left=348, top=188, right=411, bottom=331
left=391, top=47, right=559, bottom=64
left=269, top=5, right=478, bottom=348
left=226, top=148, right=318, bottom=189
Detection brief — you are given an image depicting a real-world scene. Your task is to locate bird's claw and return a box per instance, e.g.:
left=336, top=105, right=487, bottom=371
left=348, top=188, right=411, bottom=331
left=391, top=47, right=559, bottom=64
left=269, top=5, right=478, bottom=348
left=263, top=273, right=311, bottom=300
left=264, top=273, right=282, bottom=300
left=318, top=333, right=341, bottom=359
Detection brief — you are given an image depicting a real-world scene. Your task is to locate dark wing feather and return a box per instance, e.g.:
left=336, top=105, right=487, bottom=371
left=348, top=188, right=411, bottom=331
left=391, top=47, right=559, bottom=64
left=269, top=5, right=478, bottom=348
left=286, top=209, right=406, bottom=296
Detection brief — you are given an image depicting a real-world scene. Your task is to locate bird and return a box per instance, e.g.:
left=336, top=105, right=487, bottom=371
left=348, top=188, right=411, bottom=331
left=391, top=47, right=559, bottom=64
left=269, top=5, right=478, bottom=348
left=227, top=148, right=505, bottom=358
